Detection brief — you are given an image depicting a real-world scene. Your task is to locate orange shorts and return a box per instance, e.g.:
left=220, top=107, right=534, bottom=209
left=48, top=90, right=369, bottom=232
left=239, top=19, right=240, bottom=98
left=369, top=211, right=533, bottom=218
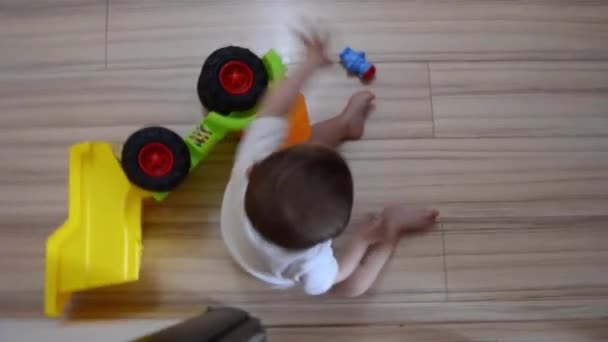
left=284, top=93, right=312, bottom=147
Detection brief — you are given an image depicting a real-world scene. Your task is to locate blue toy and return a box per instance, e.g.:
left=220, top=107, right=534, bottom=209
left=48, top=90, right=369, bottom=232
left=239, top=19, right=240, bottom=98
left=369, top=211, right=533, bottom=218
left=339, top=47, right=376, bottom=81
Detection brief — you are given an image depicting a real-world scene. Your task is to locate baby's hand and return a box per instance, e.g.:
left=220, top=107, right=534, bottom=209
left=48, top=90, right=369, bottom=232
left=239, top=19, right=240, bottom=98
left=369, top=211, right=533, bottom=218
left=293, top=25, right=331, bottom=68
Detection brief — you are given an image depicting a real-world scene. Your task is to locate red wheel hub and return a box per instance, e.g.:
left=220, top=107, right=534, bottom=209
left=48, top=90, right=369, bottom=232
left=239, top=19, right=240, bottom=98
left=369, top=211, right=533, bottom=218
left=138, top=142, right=174, bottom=178
left=362, top=65, right=376, bottom=81
left=219, top=60, right=254, bottom=95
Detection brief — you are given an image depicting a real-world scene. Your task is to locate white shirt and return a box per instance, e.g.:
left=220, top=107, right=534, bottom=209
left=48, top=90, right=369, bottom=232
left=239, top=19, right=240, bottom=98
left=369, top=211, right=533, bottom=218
left=220, top=116, right=339, bottom=295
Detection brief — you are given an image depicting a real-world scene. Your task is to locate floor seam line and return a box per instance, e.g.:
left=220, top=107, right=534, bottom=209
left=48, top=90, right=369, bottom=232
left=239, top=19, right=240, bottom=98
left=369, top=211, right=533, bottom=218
left=104, top=0, right=109, bottom=69
left=441, top=222, right=449, bottom=301
left=427, top=62, right=436, bottom=138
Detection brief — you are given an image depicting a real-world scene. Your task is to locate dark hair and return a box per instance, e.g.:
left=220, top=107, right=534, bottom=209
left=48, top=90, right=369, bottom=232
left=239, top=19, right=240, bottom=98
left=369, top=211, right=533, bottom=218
left=245, top=144, right=354, bottom=250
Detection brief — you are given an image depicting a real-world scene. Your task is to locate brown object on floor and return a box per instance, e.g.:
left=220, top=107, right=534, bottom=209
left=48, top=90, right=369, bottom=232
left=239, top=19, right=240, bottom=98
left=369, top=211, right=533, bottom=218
left=133, top=308, right=265, bottom=342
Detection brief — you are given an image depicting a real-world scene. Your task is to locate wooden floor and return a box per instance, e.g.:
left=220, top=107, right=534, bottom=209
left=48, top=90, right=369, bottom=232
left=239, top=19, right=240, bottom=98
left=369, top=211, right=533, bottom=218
left=1, top=0, right=608, bottom=341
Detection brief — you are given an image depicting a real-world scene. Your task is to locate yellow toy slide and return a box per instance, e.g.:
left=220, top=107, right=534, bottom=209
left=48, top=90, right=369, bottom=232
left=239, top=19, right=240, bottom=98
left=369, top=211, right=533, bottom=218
left=45, top=142, right=151, bottom=317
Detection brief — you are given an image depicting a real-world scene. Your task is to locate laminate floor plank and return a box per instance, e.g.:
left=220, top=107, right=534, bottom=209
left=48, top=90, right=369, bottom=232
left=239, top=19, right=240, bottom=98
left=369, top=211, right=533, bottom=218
left=107, top=0, right=608, bottom=68
left=431, top=62, right=608, bottom=137
left=3, top=319, right=607, bottom=341
left=0, top=0, right=107, bottom=73
left=268, top=321, right=608, bottom=342
left=444, top=220, right=608, bottom=301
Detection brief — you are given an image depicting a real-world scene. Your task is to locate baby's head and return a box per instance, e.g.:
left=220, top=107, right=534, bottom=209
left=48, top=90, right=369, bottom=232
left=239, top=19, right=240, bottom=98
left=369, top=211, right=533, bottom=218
left=245, top=144, right=353, bottom=250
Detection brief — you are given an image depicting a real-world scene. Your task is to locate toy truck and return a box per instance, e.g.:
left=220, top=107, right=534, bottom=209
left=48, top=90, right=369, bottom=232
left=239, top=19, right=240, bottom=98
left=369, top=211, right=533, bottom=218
left=45, top=47, right=311, bottom=317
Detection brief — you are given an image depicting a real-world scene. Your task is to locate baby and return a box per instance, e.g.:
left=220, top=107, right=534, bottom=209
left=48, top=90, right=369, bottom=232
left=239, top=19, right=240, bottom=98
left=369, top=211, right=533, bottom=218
left=221, top=30, right=438, bottom=297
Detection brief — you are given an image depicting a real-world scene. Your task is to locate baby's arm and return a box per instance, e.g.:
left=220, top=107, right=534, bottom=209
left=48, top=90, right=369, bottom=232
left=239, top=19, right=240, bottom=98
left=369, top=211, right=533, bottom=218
left=332, top=239, right=397, bottom=297
left=257, top=28, right=330, bottom=117
left=299, top=214, right=386, bottom=296
left=333, top=215, right=384, bottom=284
left=332, top=207, right=439, bottom=297
left=232, top=29, right=331, bottom=173
left=330, top=214, right=395, bottom=297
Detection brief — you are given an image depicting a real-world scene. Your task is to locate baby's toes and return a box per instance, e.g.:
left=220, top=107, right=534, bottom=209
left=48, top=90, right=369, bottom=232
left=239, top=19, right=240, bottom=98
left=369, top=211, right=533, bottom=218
left=351, top=90, right=375, bottom=104
left=425, top=208, right=440, bottom=222
left=417, top=208, right=439, bottom=229
left=360, top=91, right=375, bottom=104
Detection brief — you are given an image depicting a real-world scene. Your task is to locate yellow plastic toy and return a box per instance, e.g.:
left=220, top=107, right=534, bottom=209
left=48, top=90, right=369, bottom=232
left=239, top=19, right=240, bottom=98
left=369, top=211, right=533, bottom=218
left=45, top=142, right=151, bottom=317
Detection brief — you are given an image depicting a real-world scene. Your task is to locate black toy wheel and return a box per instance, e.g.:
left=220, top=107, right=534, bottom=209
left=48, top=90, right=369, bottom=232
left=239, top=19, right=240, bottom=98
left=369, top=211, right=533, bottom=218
left=121, top=126, right=191, bottom=192
left=197, top=46, right=268, bottom=114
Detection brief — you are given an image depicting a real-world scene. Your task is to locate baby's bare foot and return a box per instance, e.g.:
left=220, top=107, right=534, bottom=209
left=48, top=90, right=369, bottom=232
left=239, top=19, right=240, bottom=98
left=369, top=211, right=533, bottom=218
left=340, top=90, right=375, bottom=140
left=382, top=206, right=439, bottom=240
